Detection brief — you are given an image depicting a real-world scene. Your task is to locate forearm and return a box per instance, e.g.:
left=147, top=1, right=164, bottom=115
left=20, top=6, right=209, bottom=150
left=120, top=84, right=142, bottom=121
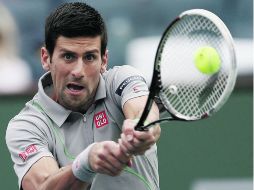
left=39, top=166, right=88, bottom=190
left=143, top=102, right=159, bottom=123
left=22, top=165, right=88, bottom=190
left=135, top=101, right=160, bottom=138
left=45, top=143, right=95, bottom=190
left=124, top=96, right=159, bottom=121
left=21, top=154, right=92, bottom=190
left=128, top=100, right=160, bottom=135
left=23, top=142, right=130, bottom=190
left=145, top=102, right=161, bottom=141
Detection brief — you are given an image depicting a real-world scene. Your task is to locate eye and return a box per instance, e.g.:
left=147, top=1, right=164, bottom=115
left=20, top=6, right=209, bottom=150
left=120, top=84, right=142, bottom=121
left=63, top=53, right=75, bottom=62
left=84, top=53, right=96, bottom=62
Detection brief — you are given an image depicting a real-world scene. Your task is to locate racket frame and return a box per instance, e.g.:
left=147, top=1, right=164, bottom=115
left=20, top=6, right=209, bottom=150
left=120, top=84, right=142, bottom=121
left=135, top=18, right=180, bottom=131
left=135, top=9, right=237, bottom=131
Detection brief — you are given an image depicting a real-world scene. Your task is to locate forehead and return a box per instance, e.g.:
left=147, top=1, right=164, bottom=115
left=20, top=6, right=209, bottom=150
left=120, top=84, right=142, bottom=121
left=54, top=36, right=101, bottom=52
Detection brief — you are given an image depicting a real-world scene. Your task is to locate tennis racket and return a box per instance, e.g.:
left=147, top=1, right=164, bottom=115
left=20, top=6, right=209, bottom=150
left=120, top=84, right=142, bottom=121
left=135, top=9, right=237, bottom=131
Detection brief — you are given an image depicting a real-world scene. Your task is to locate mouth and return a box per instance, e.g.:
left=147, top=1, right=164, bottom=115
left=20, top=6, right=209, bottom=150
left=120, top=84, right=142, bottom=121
left=66, top=82, right=85, bottom=94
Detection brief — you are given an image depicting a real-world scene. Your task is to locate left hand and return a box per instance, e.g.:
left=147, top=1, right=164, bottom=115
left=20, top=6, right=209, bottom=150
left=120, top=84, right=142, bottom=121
left=118, top=119, right=161, bottom=156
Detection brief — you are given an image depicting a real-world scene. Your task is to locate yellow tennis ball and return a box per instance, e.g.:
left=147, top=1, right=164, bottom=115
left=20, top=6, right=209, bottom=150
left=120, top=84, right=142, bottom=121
left=194, top=46, right=221, bottom=74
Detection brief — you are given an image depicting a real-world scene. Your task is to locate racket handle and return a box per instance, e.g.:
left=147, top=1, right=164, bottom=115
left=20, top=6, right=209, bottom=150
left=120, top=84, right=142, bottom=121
left=135, top=125, right=149, bottom=131
left=142, top=117, right=177, bottom=130
left=135, top=117, right=174, bottom=131
left=135, top=97, right=155, bottom=131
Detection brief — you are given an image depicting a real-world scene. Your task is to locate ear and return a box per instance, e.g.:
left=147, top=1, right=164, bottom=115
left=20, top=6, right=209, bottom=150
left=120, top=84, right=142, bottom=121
left=41, top=47, right=51, bottom=71
left=100, top=50, right=108, bottom=74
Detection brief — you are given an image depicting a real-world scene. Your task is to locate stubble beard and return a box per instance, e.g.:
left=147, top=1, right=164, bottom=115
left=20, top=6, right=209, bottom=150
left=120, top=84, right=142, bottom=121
left=60, top=88, right=95, bottom=113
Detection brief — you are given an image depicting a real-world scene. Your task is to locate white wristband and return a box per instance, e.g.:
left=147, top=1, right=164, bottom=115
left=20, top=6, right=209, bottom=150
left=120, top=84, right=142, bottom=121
left=72, top=143, right=96, bottom=183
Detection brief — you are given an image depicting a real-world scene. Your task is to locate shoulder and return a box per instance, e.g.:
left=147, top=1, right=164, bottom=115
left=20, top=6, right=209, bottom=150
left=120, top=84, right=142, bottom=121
left=103, top=65, right=147, bottom=85
left=101, top=65, right=149, bottom=109
left=5, top=98, right=56, bottom=165
left=6, top=98, right=52, bottom=140
left=104, top=65, right=144, bottom=76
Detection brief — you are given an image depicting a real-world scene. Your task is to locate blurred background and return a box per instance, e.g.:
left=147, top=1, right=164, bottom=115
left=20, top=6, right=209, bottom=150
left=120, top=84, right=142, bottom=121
left=0, top=0, right=252, bottom=189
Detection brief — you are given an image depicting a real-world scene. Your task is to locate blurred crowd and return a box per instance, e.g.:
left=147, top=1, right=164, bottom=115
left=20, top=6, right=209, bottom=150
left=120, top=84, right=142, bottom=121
left=0, top=0, right=252, bottom=94
left=0, top=3, right=32, bottom=94
left=0, top=1, right=65, bottom=94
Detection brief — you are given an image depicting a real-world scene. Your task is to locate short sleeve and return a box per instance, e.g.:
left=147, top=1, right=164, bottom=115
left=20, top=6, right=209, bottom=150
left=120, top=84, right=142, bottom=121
left=5, top=115, right=54, bottom=189
left=106, top=65, right=149, bottom=108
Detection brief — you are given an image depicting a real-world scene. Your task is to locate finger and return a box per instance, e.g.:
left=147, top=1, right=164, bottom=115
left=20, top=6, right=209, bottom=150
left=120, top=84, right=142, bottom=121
left=91, top=154, right=114, bottom=175
left=123, top=129, right=157, bottom=153
left=133, top=127, right=156, bottom=144
left=91, top=142, right=128, bottom=176
left=96, top=148, right=128, bottom=176
left=118, top=138, right=138, bottom=159
left=97, top=152, right=124, bottom=175
left=125, top=130, right=155, bottom=148
left=95, top=163, right=121, bottom=176
left=106, top=143, right=129, bottom=163
left=122, top=119, right=136, bottom=141
left=110, top=144, right=131, bottom=165
left=120, top=134, right=151, bottom=155
left=118, top=138, right=131, bottom=157
left=120, top=133, right=139, bottom=154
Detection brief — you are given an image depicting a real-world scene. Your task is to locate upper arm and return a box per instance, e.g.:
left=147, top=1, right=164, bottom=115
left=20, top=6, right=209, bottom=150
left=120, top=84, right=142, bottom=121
left=106, top=65, right=149, bottom=109
left=107, top=65, right=159, bottom=122
left=6, top=116, right=56, bottom=188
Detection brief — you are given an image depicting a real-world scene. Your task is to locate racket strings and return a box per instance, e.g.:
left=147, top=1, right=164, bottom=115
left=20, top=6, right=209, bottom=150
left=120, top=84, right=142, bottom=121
left=159, top=14, right=234, bottom=120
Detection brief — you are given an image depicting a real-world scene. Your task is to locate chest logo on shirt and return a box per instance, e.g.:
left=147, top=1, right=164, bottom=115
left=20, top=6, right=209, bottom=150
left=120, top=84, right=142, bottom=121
left=94, top=111, right=109, bottom=128
left=18, top=144, right=38, bottom=162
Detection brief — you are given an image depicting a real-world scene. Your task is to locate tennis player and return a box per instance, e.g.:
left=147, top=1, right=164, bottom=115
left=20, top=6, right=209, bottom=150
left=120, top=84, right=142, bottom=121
left=6, top=2, right=161, bottom=190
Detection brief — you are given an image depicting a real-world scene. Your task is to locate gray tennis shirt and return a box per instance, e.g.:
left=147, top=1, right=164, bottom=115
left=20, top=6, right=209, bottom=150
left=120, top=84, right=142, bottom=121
left=6, top=65, right=159, bottom=190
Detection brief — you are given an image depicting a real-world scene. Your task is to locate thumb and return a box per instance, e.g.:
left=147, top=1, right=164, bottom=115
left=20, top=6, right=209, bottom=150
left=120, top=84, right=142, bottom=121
left=122, top=119, right=136, bottom=141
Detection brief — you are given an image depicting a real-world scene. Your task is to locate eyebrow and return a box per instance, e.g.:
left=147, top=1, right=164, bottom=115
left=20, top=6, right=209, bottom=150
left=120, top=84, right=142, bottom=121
left=59, top=48, right=74, bottom=53
left=59, top=48, right=100, bottom=54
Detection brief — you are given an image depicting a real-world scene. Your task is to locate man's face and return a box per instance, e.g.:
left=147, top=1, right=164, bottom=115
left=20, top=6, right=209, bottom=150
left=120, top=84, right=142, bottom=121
left=41, top=36, right=107, bottom=112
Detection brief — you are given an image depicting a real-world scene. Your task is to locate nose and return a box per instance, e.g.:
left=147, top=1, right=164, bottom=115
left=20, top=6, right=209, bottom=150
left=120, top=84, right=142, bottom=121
left=71, top=59, right=84, bottom=79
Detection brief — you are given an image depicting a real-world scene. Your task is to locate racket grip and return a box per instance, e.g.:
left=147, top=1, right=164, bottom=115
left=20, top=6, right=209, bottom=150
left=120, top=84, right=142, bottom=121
left=135, top=119, right=150, bottom=131
left=135, top=125, right=148, bottom=131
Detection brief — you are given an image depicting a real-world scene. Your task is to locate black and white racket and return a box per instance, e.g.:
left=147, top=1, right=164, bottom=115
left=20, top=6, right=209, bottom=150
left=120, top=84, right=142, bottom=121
left=135, top=9, right=237, bottom=131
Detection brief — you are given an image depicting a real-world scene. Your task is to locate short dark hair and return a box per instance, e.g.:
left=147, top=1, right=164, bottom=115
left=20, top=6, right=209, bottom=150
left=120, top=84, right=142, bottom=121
left=45, top=2, right=107, bottom=57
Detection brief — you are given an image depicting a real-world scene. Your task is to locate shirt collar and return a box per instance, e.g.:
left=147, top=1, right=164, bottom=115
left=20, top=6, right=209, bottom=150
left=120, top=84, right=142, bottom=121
left=37, top=72, right=106, bottom=127
left=94, top=74, right=106, bottom=101
left=37, top=72, right=71, bottom=127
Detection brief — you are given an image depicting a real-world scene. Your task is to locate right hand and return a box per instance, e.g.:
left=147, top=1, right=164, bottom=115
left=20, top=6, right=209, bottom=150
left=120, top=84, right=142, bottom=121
left=88, top=141, right=131, bottom=176
left=119, top=119, right=160, bottom=156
